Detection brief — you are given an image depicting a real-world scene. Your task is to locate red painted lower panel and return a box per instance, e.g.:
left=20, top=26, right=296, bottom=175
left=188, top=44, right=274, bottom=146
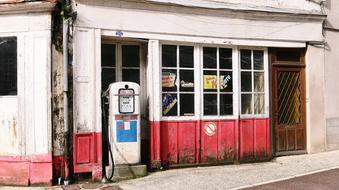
left=73, top=132, right=102, bottom=180
left=0, top=154, right=52, bottom=186
left=150, top=118, right=271, bottom=168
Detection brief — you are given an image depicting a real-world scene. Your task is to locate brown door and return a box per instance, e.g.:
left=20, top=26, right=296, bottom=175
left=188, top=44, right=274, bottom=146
left=271, top=48, right=306, bottom=155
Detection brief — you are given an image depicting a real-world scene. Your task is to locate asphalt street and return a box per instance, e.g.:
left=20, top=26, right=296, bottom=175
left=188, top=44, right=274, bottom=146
left=243, top=169, right=339, bottom=190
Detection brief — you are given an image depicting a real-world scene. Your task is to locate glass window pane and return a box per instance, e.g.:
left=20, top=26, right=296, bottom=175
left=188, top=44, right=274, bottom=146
left=241, top=50, right=252, bottom=70
left=122, top=69, right=140, bottom=84
left=179, top=46, right=194, bottom=68
left=203, top=70, right=217, bottom=92
left=162, top=93, right=178, bottom=116
left=220, top=94, right=233, bottom=115
left=204, top=94, right=218, bottom=115
left=219, top=71, right=232, bottom=92
left=162, top=69, right=177, bottom=92
left=162, top=45, right=177, bottom=67
left=241, top=94, right=253, bottom=114
left=203, top=47, right=217, bottom=69
left=254, top=94, right=265, bottom=114
left=253, top=50, right=264, bottom=70
left=0, top=37, right=17, bottom=96
left=101, top=68, right=115, bottom=91
left=219, top=48, right=232, bottom=69
left=241, top=72, right=252, bottom=92
left=254, top=72, right=264, bottom=92
left=179, top=70, right=194, bottom=92
left=122, top=45, right=139, bottom=67
left=101, top=44, right=116, bottom=67
left=180, top=94, right=194, bottom=116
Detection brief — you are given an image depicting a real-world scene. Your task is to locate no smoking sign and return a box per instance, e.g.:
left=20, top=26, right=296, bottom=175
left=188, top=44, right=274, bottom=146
left=204, top=122, right=217, bottom=136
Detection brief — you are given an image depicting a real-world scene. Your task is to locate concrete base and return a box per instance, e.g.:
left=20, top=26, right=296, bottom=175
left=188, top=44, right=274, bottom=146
left=106, top=164, right=147, bottom=180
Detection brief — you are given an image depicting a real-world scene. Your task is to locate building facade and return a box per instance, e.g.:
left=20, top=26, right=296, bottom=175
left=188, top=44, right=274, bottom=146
left=0, top=0, right=55, bottom=185
left=0, top=0, right=338, bottom=186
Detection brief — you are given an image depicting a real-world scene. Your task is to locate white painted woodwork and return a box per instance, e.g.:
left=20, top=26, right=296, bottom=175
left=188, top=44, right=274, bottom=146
left=0, top=12, right=52, bottom=156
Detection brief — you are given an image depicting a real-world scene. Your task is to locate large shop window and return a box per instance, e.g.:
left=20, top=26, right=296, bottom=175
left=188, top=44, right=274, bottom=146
left=0, top=37, right=17, bottom=96
left=203, top=47, right=233, bottom=116
left=162, top=45, right=195, bottom=116
left=240, top=49, right=265, bottom=115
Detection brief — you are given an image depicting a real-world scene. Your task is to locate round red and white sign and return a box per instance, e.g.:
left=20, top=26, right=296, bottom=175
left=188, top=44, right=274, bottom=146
left=204, top=122, right=217, bottom=136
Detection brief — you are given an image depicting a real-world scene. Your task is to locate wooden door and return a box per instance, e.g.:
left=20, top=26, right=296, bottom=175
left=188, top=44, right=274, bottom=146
left=271, top=48, right=306, bottom=155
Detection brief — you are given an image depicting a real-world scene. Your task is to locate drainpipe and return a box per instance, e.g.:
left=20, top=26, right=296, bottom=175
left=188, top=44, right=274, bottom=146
left=63, top=17, right=70, bottom=185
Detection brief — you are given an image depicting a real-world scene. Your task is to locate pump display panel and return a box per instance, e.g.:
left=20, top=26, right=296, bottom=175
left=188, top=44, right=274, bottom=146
left=118, top=88, right=135, bottom=114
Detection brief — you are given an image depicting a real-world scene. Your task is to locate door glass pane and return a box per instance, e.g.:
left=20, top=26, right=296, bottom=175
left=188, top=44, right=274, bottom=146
left=204, top=94, right=217, bottom=115
left=241, top=94, right=252, bottom=114
left=253, top=50, right=264, bottom=70
left=122, top=69, right=140, bottom=84
left=101, top=68, right=115, bottom=91
left=101, top=44, right=115, bottom=67
left=203, top=70, right=217, bottom=92
left=179, top=46, right=194, bottom=68
left=254, top=72, right=264, bottom=92
left=203, top=47, right=217, bottom=69
left=254, top=94, right=265, bottom=114
left=241, top=72, right=252, bottom=92
left=276, top=49, right=301, bottom=62
left=162, top=69, right=177, bottom=92
left=278, top=71, right=301, bottom=125
left=162, top=45, right=177, bottom=67
left=122, top=45, right=139, bottom=67
left=179, top=70, right=194, bottom=92
left=162, top=93, right=178, bottom=116
left=0, top=37, right=17, bottom=96
left=180, top=94, right=194, bottom=116
left=241, top=49, right=251, bottom=70
left=220, top=94, right=233, bottom=115
left=219, top=48, right=232, bottom=69
left=219, top=71, right=232, bottom=92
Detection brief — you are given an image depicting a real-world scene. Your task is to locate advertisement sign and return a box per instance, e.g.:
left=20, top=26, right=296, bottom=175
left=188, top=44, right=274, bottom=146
left=203, top=75, right=217, bottom=89
left=162, top=72, right=176, bottom=87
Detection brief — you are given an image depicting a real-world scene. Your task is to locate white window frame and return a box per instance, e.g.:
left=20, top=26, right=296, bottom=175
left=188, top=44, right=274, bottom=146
left=160, top=42, right=198, bottom=121
left=200, top=45, right=239, bottom=120
left=238, top=47, right=269, bottom=119
left=159, top=43, right=269, bottom=121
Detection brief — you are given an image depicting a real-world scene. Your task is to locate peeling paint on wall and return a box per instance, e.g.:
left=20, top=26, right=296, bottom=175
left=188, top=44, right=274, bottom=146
left=0, top=98, right=19, bottom=155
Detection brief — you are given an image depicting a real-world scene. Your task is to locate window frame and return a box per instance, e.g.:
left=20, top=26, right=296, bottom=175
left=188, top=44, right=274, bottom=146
left=200, top=45, right=238, bottom=120
left=160, top=42, right=197, bottom=120
left=0, top=35, right=18, bottom=97
left=238, top=47, right=269, bottom=119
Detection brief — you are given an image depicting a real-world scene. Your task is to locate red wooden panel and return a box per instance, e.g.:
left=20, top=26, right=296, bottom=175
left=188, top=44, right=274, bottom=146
left=218, top=120, right=237, bottom=162
left=200, top=121, right=218, bottom=163
left=150, top=121, right=161, bottom=166
left=178, top=121, right=197, bottom=164
left=239, top=119, right=254, bottom=161
left=254, top=119, right=269, bottom=160
left=160, top=122, right=178, bottom=165
left=76, top=135, right=91, bottom=164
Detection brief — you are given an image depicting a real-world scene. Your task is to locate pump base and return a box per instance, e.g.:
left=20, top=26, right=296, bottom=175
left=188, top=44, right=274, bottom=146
left=106, top=164, right=147, bottom=180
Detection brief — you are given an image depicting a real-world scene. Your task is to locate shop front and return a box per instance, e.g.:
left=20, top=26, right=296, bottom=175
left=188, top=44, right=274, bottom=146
left=71, top=0, right=325, bottom=178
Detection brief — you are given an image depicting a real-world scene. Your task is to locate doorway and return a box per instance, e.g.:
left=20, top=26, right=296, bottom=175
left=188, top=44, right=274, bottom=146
left=101, top=39, right=148, bottom=165
left=270, top=48, right=306, bottom=155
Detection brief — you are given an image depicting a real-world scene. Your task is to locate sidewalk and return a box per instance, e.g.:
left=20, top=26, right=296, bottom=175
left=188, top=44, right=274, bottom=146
left=1, top=150, right=339, bottom=190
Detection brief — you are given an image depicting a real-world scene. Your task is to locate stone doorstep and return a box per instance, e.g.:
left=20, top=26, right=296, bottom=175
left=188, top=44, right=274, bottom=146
left=106, top=165, right=147, bottom=180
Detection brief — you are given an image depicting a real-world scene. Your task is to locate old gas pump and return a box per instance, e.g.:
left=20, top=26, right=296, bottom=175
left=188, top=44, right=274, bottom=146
left=104, top=82, right=141, bottom=179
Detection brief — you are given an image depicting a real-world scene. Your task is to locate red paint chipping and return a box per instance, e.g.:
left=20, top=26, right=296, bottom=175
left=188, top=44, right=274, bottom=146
left=73, top=132, right=102, bottom=180
left=0, top=154, right=52, bottom=186
left=150, top=118, right=271, bottom=168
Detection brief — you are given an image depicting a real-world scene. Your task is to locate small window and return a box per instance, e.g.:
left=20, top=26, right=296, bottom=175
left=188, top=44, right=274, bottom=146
left=276, top=49, right=301, bottom=62
left=0, top=37, right=17, bottom=96
left=240, top=49, right=265, bottom=115
left=203, top=47, right=233, bottom=116
left=101, top=44, right=116, bottom=91
left=162, top=45, right=195, bottom=117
